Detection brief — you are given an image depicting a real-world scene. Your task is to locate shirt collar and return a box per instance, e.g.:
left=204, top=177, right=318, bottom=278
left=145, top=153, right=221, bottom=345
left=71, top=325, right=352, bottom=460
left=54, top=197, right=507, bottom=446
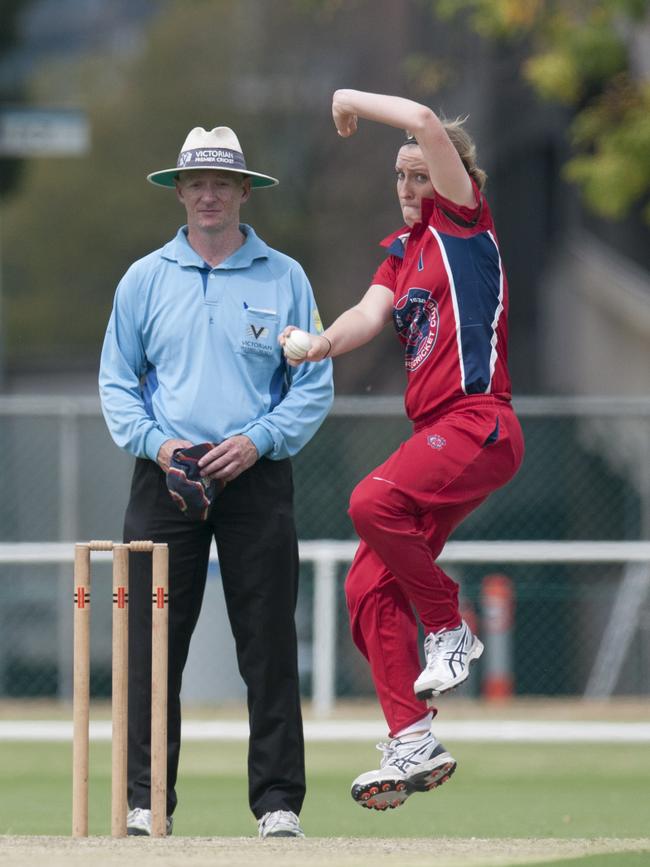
left=379, top=227, right=411, bottom=259
left=161, top=224, right=270, bottom=269
left=379, top=197, right=436, bottom=258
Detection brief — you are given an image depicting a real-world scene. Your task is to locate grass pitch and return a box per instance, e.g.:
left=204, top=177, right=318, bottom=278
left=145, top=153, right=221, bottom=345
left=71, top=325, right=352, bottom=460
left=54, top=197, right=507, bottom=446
left=1, top=738, right=649, bottom=840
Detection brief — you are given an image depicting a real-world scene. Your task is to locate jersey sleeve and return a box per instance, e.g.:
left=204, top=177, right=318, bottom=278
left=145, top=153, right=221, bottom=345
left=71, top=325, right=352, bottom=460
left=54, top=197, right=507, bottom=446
left=371, top=254, right=400, bottom=292
left=431, top=178, right=489, bottom=233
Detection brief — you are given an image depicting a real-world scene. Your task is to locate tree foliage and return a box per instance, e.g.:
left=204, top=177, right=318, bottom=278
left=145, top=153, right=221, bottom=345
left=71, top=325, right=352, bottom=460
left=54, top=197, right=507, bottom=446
left=434, top=0, right=650, bottom=221
left=0, top=0, right=37, bottom=196
left=1, top=0, right=404, bottom=382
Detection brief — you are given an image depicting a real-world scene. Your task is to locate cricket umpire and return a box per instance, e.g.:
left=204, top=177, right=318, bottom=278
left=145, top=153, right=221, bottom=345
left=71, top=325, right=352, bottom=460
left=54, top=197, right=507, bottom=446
left=99, top=125, right=333, bottom=837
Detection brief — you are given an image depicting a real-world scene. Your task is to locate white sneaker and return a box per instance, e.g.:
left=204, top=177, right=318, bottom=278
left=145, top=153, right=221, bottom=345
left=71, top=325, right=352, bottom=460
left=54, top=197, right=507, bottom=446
left=350, top=732, right=456, bottom=811
left=414, top=620, right=484, bottom=700
left=126, top=807, right=174, bottom=836
left=258, top=809, right=304, bottom=838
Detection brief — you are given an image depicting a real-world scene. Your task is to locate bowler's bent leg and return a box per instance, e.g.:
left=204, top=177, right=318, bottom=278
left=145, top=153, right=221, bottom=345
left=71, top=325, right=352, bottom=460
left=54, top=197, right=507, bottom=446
left=345, top=540, right=431, bottom=736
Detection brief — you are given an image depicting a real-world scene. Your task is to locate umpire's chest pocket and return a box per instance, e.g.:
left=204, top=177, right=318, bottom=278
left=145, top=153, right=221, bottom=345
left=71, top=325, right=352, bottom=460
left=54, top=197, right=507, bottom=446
left=237, top=307, right=280, bottom=359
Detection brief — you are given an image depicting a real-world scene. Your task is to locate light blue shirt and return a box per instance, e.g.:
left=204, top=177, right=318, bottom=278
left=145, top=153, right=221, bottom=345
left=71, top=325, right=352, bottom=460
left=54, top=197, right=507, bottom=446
left=99, top=224, right=334, bottom=461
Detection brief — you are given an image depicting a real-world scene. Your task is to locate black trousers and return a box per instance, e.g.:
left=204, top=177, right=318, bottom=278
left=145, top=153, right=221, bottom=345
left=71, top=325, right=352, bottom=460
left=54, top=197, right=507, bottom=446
left=123, top=456, right=305, bottom=819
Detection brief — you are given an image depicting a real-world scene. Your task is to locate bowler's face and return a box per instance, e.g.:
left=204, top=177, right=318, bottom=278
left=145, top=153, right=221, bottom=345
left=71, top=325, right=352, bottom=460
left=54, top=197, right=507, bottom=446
left=175, top=170, right=251, bottom=233
left=395, top=145, right=435, bottom=227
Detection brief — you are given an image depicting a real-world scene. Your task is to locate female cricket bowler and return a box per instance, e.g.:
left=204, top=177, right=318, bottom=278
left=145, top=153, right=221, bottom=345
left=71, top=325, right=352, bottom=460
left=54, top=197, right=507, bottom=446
left=280, top=89, right=524, bottom=810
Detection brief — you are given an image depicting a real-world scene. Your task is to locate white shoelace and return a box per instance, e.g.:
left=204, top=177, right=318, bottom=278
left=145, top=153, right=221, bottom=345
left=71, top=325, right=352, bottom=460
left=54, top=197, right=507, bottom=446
left=377, top=735, right=432, bottom=768
left=423, top=632, right=443, bottom=668
left=260, top=810, right=300, bottom=832
left=377, top=739, right=398, bottom=767
left=424, top=626, right=464, bottom=667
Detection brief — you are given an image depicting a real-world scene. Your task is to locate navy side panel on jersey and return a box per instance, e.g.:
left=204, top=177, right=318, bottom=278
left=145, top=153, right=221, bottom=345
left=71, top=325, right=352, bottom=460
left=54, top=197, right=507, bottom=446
left=431, top=228, right=503, bottom=394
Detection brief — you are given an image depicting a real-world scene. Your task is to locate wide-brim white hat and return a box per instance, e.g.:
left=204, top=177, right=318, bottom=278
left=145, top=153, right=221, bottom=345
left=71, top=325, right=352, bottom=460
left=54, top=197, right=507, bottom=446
left=147, top=126, right=278, bottom=188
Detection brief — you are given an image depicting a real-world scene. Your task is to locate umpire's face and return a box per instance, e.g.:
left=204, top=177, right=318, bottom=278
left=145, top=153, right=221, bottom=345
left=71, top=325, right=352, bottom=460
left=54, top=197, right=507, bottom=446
left=175, top=169, right=251, bottom=235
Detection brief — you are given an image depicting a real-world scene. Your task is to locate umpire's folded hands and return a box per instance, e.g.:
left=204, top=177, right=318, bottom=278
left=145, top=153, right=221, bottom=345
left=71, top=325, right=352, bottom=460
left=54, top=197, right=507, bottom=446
left=157, top=437, right=193, bottom=473
left=198, top=435, right=259, bottom=483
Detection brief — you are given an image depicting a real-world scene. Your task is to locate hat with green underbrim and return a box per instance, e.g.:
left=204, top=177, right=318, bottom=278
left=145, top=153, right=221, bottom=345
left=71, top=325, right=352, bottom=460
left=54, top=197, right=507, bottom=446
left=147, top=126, right=279, bottom=188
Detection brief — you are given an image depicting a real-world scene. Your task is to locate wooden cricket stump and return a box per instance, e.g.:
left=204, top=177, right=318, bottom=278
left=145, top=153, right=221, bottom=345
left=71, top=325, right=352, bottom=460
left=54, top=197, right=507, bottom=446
left=72, top=540, right=169, bottom=838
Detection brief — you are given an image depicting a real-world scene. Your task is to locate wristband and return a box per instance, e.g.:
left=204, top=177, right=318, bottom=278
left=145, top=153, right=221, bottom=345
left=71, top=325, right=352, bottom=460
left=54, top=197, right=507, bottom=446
left=322, top=336, right=332, bottom=358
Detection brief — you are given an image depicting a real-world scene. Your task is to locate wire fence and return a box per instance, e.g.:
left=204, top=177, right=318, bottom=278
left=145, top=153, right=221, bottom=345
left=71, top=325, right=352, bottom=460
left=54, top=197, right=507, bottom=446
left=0, top=395, right=649, bottom=705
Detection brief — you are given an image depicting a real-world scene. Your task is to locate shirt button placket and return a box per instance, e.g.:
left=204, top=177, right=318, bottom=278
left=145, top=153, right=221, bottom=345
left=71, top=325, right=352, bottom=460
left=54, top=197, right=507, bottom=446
left=206, top=270, right=219, bottom=308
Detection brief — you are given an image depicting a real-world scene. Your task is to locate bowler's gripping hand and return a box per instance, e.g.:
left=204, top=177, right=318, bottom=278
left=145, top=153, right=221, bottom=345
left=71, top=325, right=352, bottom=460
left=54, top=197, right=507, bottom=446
left=197, top=435, right=258, bottom=483
left=279, top=326, right=332, bottom=367
left=157, top=438, right=193, bottom=473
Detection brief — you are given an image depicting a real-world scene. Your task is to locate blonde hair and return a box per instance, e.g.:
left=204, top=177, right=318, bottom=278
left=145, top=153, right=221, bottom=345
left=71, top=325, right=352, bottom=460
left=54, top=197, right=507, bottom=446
left=404, top=117, right=487, bottom=191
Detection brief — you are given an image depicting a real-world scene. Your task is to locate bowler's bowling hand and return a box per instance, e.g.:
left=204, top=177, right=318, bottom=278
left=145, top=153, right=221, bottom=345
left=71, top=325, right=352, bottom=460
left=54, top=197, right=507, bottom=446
left=332, top=90, right=358, bottom=137
left=198, top=435, right=258, bottom=483
left=279, top=326, right=332, bottom=366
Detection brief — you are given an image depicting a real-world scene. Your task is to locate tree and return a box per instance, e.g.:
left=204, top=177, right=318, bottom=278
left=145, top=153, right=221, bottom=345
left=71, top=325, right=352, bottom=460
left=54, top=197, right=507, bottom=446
left=0, top=0, right=37, bottom=196
left=433, top=0, right=650, bottom=222
left=1, top=0, right=408, bottom=389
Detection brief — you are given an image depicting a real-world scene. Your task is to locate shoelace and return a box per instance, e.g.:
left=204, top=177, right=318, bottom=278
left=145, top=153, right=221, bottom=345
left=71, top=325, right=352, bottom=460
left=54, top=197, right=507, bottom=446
left=423, top=632, right=443, bottom=668
left=377, top=739, right=398, bottom=767
left=377, top=736, right=431, bottom=768
left=262, top=810, right=298, bottom=829
left=424, top=627, right=463, bottom=667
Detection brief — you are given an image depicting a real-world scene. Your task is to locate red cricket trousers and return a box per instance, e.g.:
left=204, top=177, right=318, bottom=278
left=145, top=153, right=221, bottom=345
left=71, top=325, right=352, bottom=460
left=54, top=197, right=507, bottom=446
left=345, top=397, right=524, bottom=735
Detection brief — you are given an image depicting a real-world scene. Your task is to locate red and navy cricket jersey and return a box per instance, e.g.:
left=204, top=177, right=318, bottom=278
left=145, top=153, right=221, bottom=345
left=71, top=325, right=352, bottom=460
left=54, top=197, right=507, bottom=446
left=372, top=181, right=512, bottom=424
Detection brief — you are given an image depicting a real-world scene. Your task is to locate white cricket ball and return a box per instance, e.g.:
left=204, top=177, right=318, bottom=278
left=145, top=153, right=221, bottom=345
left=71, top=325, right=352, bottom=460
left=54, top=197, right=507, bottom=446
left=284, top=329, right=312, bottom=360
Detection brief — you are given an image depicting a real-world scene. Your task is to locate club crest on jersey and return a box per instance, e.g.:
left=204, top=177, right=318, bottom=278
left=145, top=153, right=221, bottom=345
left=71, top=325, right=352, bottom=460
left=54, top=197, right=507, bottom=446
left=427, top=434, right=447, bottom=450
left=393, top=287, right=439, bottom=371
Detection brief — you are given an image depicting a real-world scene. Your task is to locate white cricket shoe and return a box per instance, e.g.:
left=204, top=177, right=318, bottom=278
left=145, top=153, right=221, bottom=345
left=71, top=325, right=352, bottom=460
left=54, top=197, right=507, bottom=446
left=350, top=732, right=456, bottom=811
left=414, top=620, right=484, bottom=700
left=258, top=809, right=305, bottom=838
left=126, top=807, right=174, bottom=836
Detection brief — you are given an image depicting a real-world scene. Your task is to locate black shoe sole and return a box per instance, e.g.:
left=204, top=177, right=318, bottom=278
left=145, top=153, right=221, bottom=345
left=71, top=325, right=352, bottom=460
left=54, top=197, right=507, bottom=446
left=351, top=778, right=409, bottom=811
left=406, top=758, right=457, bottom=792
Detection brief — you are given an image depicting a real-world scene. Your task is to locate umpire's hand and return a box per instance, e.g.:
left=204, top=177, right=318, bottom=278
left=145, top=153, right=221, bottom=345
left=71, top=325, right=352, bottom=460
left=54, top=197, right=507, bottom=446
left=198, top=435, right=259, bottom=483
left=157, top=438, right=193, bottom=473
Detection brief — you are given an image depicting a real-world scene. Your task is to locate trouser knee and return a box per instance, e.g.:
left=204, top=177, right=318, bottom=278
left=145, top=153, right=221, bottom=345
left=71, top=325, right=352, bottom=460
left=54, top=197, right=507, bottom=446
left=348, top=477, right=386, bottom=540
left=344, top=566, right=363, bottom=620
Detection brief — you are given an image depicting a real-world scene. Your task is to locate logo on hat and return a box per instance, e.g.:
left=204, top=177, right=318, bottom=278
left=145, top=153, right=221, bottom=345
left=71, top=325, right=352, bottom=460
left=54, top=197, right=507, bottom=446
left=147, top=126, right=279, bottom=189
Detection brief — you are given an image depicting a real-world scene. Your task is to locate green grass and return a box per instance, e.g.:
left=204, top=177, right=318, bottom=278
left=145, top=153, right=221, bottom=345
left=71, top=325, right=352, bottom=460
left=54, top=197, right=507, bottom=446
left=522, top=855, right=650, bottom=867
left=0, top=739, right=649, bottom=838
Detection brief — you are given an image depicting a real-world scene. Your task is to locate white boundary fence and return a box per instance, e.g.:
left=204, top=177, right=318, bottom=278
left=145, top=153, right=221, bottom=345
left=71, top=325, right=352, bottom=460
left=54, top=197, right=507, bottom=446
left=1, top=395, right=649, bottom=710
left=2, top=718, right=650, bottom=743
left=0, top=393, right=649, bottom=558
left=1, top=539, right=649, bottom=715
